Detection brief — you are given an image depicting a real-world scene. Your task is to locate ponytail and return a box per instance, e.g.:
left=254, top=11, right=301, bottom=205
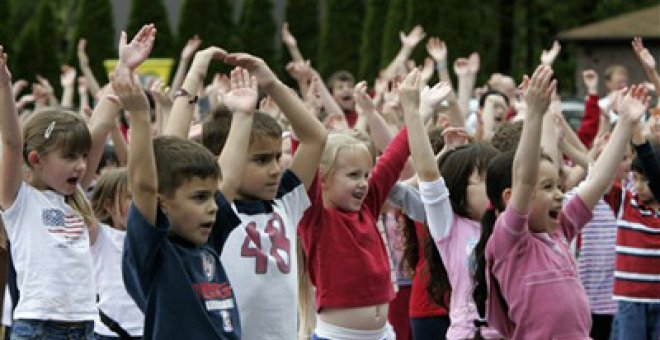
left=66, top=188, right=98, bottom=234
left=473, top=208, right=497, bottom=317
left=471, top=151, right=514, bottom=320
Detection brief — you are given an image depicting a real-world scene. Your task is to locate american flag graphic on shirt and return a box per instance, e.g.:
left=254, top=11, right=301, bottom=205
left=42, top=209, right=85, bottom=241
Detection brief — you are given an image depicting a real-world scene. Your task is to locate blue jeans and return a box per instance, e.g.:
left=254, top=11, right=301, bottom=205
left=410, top=316, right=450, bottom=340
left=10, top=320, right=94, bottom=340
left=611, top=301, right=660, bottom=340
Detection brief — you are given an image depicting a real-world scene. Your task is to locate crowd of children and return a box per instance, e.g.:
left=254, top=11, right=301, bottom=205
left=0, top=19, right=658, bottom=340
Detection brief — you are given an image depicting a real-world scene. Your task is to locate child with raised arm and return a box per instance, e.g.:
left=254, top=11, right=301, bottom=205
left=0, top=25, right=128, bottom=337
left=296, top=74, right=412, bottom=339
left=471, top=65, right=649, bottom=339
left=398, top=70, right=500, bottom=339
left=120, top=44, right=262, bottom=338
left=205, top=53, right=327, bottom=340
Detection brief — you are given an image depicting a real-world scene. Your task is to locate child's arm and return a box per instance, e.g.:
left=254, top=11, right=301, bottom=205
left=114, top=71, right=157, bottom=226
left=510, top=65, right=556, bottom=215
left=576, top=70, right=600, bottom=148
left=217, top=67, right=257, bottom=202
left=164, top=47, right=227, bottom=139
left=168, top=36, right=202, bottom=98
left=540, top=40, right=561, bottom=67
left=353, top=81, right=394, bottom=151
left=381, top=26, right=425, bottom=80
left=455, top=55, right=479, bottom=119
left=60, top=66, right=76, bottom=108
left=0, top=47, right=23, bottom=210
left=632, top=37, right=660, bottom=99
left=281, top=22, right=305, bottom=63
left=577, top=85, right=650, bottom=209
left=225, top=53, right=327, bottom=190
left=81, top=25, right=156, bottom=190
left=400, top=70, right=445, bottom=182
left=77, top=39, right=101, bottom=97
left=400, top=70, right=454, bottom=240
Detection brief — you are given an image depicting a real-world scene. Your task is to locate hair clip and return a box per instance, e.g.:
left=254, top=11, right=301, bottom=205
left=44, top=121, right=56, bottom=139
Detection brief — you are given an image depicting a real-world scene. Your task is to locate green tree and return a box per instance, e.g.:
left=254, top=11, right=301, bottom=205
left=127, top=0, right=174, bottom=57
left=0, top=0, right=8, bottom=47
left=69, top=0, right=115, bottom=84
left=359, top=0, right=388, bottom=81
left=239, top=0, right=279, bottom=73
left=177, top=0, right=236, bottom=79
left=380, top=0, right=405, bottom=70
left=12, top=0, right=61, bottom=88
left=284, top=0, right=319, bottom=62
left=318, top=0, right=365, bottom=77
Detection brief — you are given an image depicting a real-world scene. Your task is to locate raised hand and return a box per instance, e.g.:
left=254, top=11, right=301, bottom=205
left=453, top=58, right=469, bottom=77
left=524, top=65, right=556, bottom=117
left=353, top=81, right=376, bottom=114
left=285, top=60, right=314, bottom=82
left=189, top=46, right=227, bottom=80
left=468, top=52, right=480, bottom=75
left=181, top=35, right=202, bottom=60
left=582, top=70, right=598, bottom=95
left=118, top=24, right=157, bottom=70
left=419, top=57, right=434, bottom=84
left=35, top=75, right=54, bottom=95
left=0, top=46, right=11, bottom=85
left=540, top=40, right=561, bottom=66
left=60, top=65, right=77, bottom=88
left=400, top=25, right=426, bottom=49
left=421, top=81, right=451, bottom=109
left=77, top=38, right=90, bottom=66
left=398, top=68, right=421, bottom=111
left=426, top=37, right=447, bottom=62
left=632, top=36, right=656, bottom=71
left=110, top=72, right=149, bottom=113
left=224, top=53, right=277, bottom=88
left=12, top=79, right=27, bottom=98
left=223, top=67, right=258, bottom=114
left=148, top=78, right=172, bottom=108
left=259, top=95, right=282, bottom=119
left=281, top=22, right=297, bottom=46
left=441, top=127, right=470, bottom=152
left=614, top=85, right=650, bottom=123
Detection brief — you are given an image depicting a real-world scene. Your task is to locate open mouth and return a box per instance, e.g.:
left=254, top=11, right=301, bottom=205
left=200, top=222, right=213, bottom=230
left=66, top=177, right=79, bottom=185
left=548, top=210, right=559, bottom=220
left=352, top=191, right=365, bottom=200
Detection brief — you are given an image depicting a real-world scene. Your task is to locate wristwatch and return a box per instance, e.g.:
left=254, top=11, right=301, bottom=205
left=173, top=88, right=198, bottom=104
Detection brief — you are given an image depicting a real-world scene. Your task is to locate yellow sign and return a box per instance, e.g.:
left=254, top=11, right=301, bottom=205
left=103, top=58, right=175, bottom=84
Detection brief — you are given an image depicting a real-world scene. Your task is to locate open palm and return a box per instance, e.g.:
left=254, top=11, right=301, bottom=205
left=119, top=24, right=156, bottom=70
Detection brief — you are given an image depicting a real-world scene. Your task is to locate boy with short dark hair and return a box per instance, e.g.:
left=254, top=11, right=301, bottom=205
left=118, top=48, right=259, bottom=338
left=327, top=70, right=357, bottom=127
left=212, top=53, right=327, bottom=340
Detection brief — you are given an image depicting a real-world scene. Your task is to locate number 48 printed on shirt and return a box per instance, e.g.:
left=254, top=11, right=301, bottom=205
left=240, top=213, right=291, bottom=274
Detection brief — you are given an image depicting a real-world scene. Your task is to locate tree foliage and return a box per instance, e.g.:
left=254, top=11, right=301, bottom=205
left=239, top=0, right=279, bottom=74
left=379, top=0, right=405, bottom=70
left=12, top=0, right=61, bottom=88
left=177, top=0, right=236, bottom=79
left=127, top=0, right=174, bottom=57
left=285, top=0, right=319, bottom=63
left=69, top=0, right=115, bottom=83
left=318, top=0, right=364, bottom=77
left=359, top=0, right=388, bottom=81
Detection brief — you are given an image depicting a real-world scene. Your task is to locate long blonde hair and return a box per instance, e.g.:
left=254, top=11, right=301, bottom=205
left=22, top=108, right=95, bottom=227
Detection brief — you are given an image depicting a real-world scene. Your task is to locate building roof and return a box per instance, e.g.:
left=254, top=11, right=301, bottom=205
left=559, top=5, right=660, bottom=41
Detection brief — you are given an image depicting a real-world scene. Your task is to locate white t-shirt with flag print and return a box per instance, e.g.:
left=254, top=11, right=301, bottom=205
left=1, top=183, right=96, bottom=321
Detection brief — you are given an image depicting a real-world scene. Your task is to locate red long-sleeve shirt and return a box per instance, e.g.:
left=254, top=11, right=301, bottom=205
left=577, top=95, right=600, bottom=149
left=299, top=128, right=410, bottom=311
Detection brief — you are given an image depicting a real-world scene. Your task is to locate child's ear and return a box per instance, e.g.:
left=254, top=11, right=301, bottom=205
left=501, top=188, right=513, bottom=206
left=157, top=194, right=170, bottom=215
left=103, top=198, right=115, bottom=215
left=27, top=150, right=40, bottom=168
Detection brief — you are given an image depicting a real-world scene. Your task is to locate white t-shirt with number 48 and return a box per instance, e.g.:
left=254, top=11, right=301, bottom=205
left=221, top=170, right=310, bottom=340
